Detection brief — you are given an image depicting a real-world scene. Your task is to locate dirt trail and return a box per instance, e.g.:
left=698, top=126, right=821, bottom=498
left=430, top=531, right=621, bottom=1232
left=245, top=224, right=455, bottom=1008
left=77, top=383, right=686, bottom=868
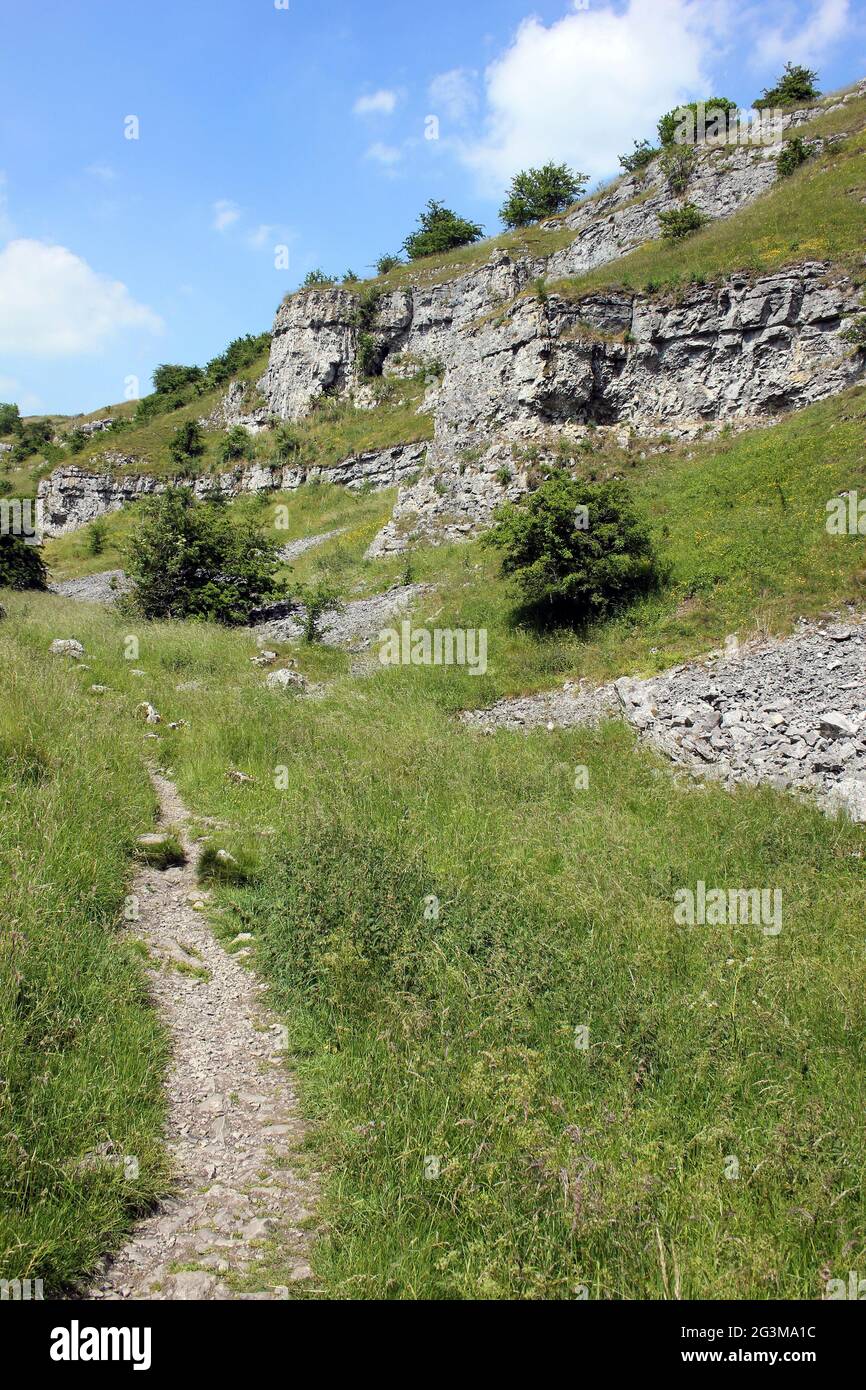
left=88, top=773, right=317, bottom=1301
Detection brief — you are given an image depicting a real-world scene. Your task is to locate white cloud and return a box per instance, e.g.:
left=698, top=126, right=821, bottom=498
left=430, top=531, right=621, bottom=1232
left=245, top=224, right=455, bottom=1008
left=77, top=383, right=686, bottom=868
left=0, top=239, right=163, bottom=356
left=751, top=0, right=854, bottom=69
left=364, top=141, right=404, bottom=167
left=428, top=68, right=479, bottom=124
left=353, top=89, right=398, bottom=116
left=85, top=163, right=117, bottom=182
left=457, top=0, right=722, bottom=188
left=247, top=223, right=274, bottom=249
left=212, top=199, right=241, bottom=232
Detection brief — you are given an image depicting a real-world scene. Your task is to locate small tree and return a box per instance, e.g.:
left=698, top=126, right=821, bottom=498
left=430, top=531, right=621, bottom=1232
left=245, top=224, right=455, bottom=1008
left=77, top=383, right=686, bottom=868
left=375, top=253, right=402, bottom=275
left=293, top=576, right=344, bottom=642
left=657, top=97, right=738, bottom=146
left=169, top=420, right=206, bottom=468
left=619, top=140, right=658, bottom=175
left=484, top=473, right=666, bottom=623
left=0, top=534, right=47, bottom=590
left=88, top=518, right=108, bottom=557
left=499, top=163, right=587, bottom=228
left=755, top=63, right=820, bottom=110
left=402, top=200, right=484, bottom=260
left=660, top=145, right=697, bottom=195
left=216, top=425, right=255, bottom=465
left=124, top=487, right=285, bottom=624
left=0, top=402, right=20, bottom=435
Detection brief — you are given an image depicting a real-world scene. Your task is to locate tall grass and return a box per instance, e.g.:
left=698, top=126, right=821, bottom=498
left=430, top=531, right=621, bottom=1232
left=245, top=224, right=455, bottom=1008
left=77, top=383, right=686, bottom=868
left=0, top=616, right=169, bottom=1289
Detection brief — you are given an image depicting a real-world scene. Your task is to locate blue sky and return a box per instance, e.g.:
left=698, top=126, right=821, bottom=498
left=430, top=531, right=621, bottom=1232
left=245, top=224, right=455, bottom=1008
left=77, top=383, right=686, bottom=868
left=0, top=0, right=864, bottom=415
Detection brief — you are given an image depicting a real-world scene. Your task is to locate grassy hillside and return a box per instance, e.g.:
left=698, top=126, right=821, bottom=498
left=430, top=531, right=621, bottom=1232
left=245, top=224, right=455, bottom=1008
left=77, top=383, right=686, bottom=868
left=554, top=99, right=866, bottom=301
left=8, top=381, right=866, bottom=1298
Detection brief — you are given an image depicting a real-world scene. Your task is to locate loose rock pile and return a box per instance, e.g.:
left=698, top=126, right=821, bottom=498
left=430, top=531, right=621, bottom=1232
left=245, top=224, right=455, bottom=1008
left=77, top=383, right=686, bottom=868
left=464, top=616, right=866, bottom=822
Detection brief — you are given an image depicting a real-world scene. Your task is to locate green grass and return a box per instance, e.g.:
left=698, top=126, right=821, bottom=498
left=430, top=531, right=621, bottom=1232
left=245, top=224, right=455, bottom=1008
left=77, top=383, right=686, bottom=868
left=553, top=103, right=866, bottom=301
left=37, top=369, right=432, bottom=484
left=0, top=624, right=170, bottom=1291
left=5, top=380, right=866, bottom=1297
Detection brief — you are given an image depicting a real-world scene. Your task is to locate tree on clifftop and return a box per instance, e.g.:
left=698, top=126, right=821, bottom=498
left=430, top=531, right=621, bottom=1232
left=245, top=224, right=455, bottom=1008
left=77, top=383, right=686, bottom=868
left=402, top=200, right=484, bottom=260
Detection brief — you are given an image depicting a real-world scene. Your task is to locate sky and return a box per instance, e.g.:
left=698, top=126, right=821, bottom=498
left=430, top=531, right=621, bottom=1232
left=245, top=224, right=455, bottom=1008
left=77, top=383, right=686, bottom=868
left=0, top=0, right=864, bottom=416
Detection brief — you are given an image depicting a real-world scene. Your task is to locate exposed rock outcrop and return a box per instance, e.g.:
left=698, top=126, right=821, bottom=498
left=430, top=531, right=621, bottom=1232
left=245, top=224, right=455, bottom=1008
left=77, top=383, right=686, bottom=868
left=369, top=263, right=865, bottom=554
left=462, top=614, right=866, bottom=822
left=38, top=441, right=427, bottom=538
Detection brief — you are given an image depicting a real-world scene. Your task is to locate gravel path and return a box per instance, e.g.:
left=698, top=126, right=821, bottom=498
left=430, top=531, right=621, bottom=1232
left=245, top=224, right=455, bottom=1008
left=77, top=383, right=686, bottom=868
left=87, top=773, right=317, bottom=1301
left=277, top=527, right=346, bottom=563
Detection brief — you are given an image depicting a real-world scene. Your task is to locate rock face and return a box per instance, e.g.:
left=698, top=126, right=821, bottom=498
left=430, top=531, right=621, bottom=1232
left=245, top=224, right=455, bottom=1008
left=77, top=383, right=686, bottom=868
left=369, top=263, right=865, bottom=553
left=37, top=441, right=427, bottom=537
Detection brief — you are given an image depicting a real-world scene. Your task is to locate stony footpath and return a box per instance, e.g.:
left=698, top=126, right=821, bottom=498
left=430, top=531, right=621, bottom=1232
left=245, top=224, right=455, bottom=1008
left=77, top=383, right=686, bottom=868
left=86, top=773, right=317, bottom=1301
left=463, top=615, right=866, bottom=823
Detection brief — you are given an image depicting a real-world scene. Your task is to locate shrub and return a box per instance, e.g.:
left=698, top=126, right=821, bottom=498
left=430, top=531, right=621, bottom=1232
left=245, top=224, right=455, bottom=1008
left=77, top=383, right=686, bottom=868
left=293, top=577, right=344, bottom=642
left=658, top=203, right=707, bottom=240
left=619, top=140, right=658, bottom=175
left=777, top=136, right=810, bottom=177
left=66, top=428, right=89, bottom=454
left=88, top=518, right=108, bottom=557
left=168, top=420, right=206, bottom=468
left=755, top=63, right=820, bottom=110
left=0, top=402, right=20, bottom=435
left=841, top=318, right=866, bottom=351
left=657, top=97, right=738, bottom=146
left=216, top=425, right=255, bottom=465
left=484, top=473, right=667, bottom=622
left=124, top=486, right=286, bottom=624
left=152, top=363, right=204, bottom=396
left=375, top=254, right=402, bottom=275
left=10, top=419, right=54, bottom=463
left=204, top=332, right=271, bottom=387
left=272, top=423, right=303, bottom=462
left=660, top=144, right=697, bottom=195
left=0, top=534, right=48, bottom=590
left=499, top=162, right=588, bottom=228
left=342, top=269, right=359, bottom=283
left=302, top=269, right=336, bottom=288
left=402, top=200, right=484, bottom=260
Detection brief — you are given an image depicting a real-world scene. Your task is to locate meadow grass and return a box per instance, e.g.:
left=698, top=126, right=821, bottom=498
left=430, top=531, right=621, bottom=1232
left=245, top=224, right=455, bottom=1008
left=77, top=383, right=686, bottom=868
left=8, top=379, right=866, bottom=1296
left=0, top=622, right=169, bottom=1290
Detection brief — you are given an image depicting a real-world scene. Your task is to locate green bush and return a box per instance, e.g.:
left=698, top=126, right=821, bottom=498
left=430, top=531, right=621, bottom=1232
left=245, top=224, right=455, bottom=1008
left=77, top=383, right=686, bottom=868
left=216, top=425, right=255, bottom=465
left=657, top=97, right=737, bottom=146
left=88, top=518, right=108, bottom=557
left=777, top=136, right=810, bottom=177
left=0, top=402, right=20, bottom=435
left=272, top=423, right=302, bottom=463
left=302, top=269, right=336, bottom=288
left=402, top=200, right=484, bottom=260
left=841, top=318, right=866, bottom=351
left=618, top=140, right=658, bottom=175
left=204, top=332, right=270, bottom=388
left=124, top=487, right=286, bottom=624
left=0, top=534, right=48, bottom=590
left=168, top=420, right=206, bottom=468
left=293, top=576, right=345, bottom=642
left=499, top=163, right=587, bottom=228
left=658, top=203, right=707, bottom=240
left=660, top=145, right=697, bottom=195
left=484, top=473, right=667, bottom=622
left=375, top=254, right=402, bottom=275
left=10, top=419, right=53, bottom=463
left=152, top=363, right=204, bottom=396
left=755, top=63, right=820, bottom=110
